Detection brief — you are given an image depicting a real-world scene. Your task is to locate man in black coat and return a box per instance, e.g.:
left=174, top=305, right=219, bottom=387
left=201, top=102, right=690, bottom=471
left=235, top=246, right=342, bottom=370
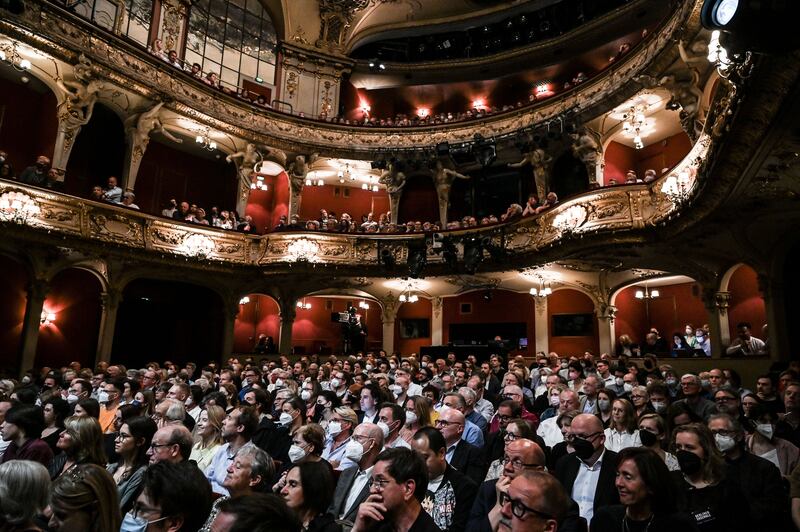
left=328, top=422, right=385, bottom=525
left=438, top=407, right=486, bottom=485
left=554, top=413, right=619, bottom=524
left=413, top=427, right=477, bottom=532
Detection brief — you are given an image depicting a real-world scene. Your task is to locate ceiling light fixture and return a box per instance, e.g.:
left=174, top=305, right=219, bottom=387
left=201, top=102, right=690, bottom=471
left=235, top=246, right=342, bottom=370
left=621, top=104, right=651, bottom=150
left=634, top=284, right=660, bottom=299
left=195, top=128, right=217, bottom=151
left=296, top=298, right=312, bottom=310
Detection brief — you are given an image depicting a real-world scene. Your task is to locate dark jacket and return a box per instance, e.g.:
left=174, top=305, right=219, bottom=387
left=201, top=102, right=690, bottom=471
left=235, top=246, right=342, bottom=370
left=591, top=505, right=699, bottom=532
left=329, top=464, right=372, bottom=524
left=422, top=464, right=477, bottom=532
left=724, top=451, right=789, bottom=531
left=449, top=439, right=486, bottom=486
left=306, top=512, right=342, bottom=532
left=671, top=471, right=752, bottom=532
left=554, top=449, right=620, bottom=515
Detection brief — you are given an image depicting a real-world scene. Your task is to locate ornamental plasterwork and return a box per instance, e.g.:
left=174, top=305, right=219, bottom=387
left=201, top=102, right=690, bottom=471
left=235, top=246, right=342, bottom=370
left=1, top=0, right=694, bottom=155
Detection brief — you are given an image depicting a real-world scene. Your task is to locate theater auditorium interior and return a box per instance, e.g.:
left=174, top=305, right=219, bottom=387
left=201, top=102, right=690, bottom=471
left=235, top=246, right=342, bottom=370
left=1, top=0, right=800, bottom=531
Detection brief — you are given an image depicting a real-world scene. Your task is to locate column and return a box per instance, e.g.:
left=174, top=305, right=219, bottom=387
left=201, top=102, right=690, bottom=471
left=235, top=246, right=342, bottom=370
left=702, top=289, right=729, bottom=358
left=277, top=43, right=354, bottom=118
left=431, top=297, right=443, bottom=346
left=760, top=275, right=788, bottom=361
left=533, top=296, right=549, bottom=355
left=95, top=288, right=122, bottom=367
left=380, top=297, right=399, bottom=355
left=596, top=305, right=617, bottom=355
left=221, top=302, right=238, bottom=362
left=18, top=280, right=49, bottom=379
left=278, top=300, right=297, bottom=355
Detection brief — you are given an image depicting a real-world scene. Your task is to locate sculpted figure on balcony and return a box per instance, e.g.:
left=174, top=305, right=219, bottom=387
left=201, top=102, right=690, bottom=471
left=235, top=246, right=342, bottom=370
left=56, top=76, right=104, bottom=129
left=509, top=146, right=552, bottom=202
left=379, top=160, right=407, bottom=225
left=227, top=143, right=262, bottom=213
left=287, top=153, right=318, bottom=217
left=128, top=102, right=183, bottom=148
left=433, top=159, right=470, bottom=225
left=571, top=128, right=602, bottom=186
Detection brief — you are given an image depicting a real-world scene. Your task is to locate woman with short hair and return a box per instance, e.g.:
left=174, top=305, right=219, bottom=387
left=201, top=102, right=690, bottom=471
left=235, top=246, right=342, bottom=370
left=638, top=413, right=679, bottom=471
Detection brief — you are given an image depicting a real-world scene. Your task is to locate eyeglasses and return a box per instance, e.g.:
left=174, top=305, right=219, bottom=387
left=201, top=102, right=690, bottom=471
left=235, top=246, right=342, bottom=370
left=503, top=432, right=519, bottom=441
left=572, top=431, right=602, bottom=441
left=435, top=420, right=463, bottom=428
left=497, top=415, right=512, bottom=422
left=370, top=477, right=392, bottom=489
left=501, top=456, right=542, bottom=470
left=715, top=396, right=736, bottom=403
left=498, top=491, right=553, bottom=520
left=149, top=442, right=173, bottom=450
left=116, top=433, right=132, bottom=440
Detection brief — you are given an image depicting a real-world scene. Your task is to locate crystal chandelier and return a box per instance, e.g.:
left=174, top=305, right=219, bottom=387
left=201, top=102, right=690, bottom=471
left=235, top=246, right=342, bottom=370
left=621, top=105, right=649, bottom=149
left=195, top=128, right=217, bottom=151
left=661, top=170, right=692, bottom=205
left=179, top=234, right=215, bottom=258
left=338, top=163, right=355, bottom=184
left=398, top=283, right=419, bottom=303
left=286, top=238, right=320, bottom=262
left=0, top=190, right=41, bottom=224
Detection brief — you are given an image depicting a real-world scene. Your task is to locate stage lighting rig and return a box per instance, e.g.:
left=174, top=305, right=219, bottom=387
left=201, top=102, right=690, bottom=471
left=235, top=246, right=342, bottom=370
left=701, top=0, right=800, bottom=53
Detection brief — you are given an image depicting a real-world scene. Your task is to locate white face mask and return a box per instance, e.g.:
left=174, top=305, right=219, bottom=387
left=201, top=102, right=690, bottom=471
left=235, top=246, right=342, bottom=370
left=597, top=399, right=611, bottom=412
left=549, top=394, right=560, bottom=407
left=275, top=378, right=284, bottom=388
left=330, top=378, right=342, bottom=389
left=405, top=411, right=418, bottom=425
left=366, top=364, right=374, bottom=372
left=278, top=412, right=294, bottom=426
left=651, top=401, right=667, bottom=413
left=300, top=390, right=312, bottom=401
left=377, top=421, right=392, bottom=438
left=623, top=383, right=634, bottom=393
left=327, top=421, right=343, bottom=437
left=288, top=444, right=307, bottom=463
left=756, top=423, right=774, bottom=440
left=389, top=384, right=402, bottom=398
left=344, top=439, right=367, bottom=462
left=715, top=433, right=736, bottom=453
left=97, top=391, right=110, bottom=404
left=67, top=394, right=79, bottom=404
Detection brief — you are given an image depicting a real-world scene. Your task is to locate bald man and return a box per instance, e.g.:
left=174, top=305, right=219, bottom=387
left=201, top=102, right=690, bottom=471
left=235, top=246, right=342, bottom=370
left=147, top=425, right=193, bottom=464
left=468, top=438, right=546, bottom=531
left=437, top=406, right=486, bottom=485
left=499, top=470, right=571, bottom=532
left=553, top=414, right=619, bottom=524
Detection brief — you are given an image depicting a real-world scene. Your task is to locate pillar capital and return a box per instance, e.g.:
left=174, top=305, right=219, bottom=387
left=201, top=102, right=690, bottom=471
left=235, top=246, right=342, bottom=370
left=379, top=294, right=400, bottom=323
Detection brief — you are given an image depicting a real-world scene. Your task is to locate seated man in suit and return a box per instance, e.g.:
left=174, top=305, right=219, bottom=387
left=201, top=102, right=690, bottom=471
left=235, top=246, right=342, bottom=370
left=468, top=438, right=546, bottom=532
left=499, top=469, right=571, bottom=532
left=554, top=413, right=619, bottom=525
left=413, top=427, right=478, bottom=531
left=437, top=407, right=486, bottom=485
left=328, top=422, right=385, bottom=526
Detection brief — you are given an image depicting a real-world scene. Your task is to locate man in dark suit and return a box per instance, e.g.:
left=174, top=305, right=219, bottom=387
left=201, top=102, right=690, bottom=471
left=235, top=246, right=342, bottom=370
left=437, top=407, right=486, bottom=485
left=328, top=422, right=384, bottom=525
left=554, top=413, right=619, bottom=524
left=413, top=427, right=478, bottom=531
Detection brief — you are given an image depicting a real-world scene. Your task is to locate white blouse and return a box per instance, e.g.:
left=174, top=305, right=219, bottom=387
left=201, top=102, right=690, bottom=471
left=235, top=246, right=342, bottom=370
left=603, top=427, right=642, bottom=452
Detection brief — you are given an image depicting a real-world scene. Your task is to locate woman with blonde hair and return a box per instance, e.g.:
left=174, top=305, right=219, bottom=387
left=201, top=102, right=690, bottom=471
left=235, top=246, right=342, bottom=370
left=0, top=460, right=51, bottom=531
left=190, top=405, right=225, bottom=472
left=49, top=415, right=107, bottom=480
left=48, top=463, right=121, bottom=532
left=604, top=398, right=641, bottom=452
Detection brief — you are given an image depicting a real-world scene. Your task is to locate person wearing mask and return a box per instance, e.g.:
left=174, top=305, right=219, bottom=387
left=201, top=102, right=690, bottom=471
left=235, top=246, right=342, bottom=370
left=351, top=447, right=438, bottom=532
left=554, top=413, right=620, bottom=524
left=206, top=406, right=259, bottom=495
left=281, top=460, right=341, bottom=532
left=746, top=403, right=799, bottom=476
left=536, top=381, right=565, bottom=421
left=538, top=389, right=580, bottom=448
left=18, top=155, right=50, bottom=186
left=604, top=399, right=641, bottom=452
left=590, top=447, right=699, bottom=532
left=300, top=380, right=322, bottom=420
left=190, top=404, right=225, bottom=472
left=49, top=415, right=106, bottom=480
left=596, top=389, right=616, bottom=428
left=328, top=370, right=350, bottom=400
left=0, top=404, right=53, bottom=466
left=0, top=460, right=51, bottom=531
left=200, top=444, right=275, bottom=531
left=694, top=328, right=711, bottom=356
left=647, top=383, right=670, bottom=415
left=707, top=413, right=788, bottom=531
left=107, top=415, right=157, bottom=514
left=399, top=395, right=433, bottom=446
left=413, top=426, right=478, bottom=531
left=377, top=402, right=411, bottom=449
left=125, top=461, right=213, bottom=532
left=438, top=406, right=486, bottom=485
left=41, top=396, right=69, bottom=454
left=322, top=406, right=358, bottom=470
left=328, top=422, right=385, bottom=524
left=638, top=413, right=679, bottom=470
left=671, top=422, right=751, bottom=532
left=468, top=438, right=547, bottom=532
left=314, top=391, right=340, bottom=426
left=48, top=463, right=121, bottom=532
left=98, top=380, right=123, bottom=434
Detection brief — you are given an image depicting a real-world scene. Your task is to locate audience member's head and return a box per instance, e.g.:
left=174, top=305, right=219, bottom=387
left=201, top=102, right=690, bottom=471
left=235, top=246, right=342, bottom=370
left=49, top=463, right=121, bottom=532
left=132, top=460, right=213, bottom=532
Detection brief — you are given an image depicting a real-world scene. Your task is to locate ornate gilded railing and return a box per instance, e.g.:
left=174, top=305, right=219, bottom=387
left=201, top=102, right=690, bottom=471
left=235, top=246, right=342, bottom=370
left=0, top=0, right=696, bottom=156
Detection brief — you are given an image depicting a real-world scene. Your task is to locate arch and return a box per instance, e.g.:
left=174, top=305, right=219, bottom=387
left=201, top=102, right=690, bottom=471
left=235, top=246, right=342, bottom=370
left=291, top=293, right=383, bottom=355
left=48, top=259, right=110, bottom=293
left=719, top=262, right=752, bottom=293
left=64, top=102, right=126, bottom=196
left=722, top=263, right=766, bottom=341
left=235, top=292, right=280, bottom=354
left=113, top=278, right=225, bottom=366
left=36, top=267, right=103, bottom=371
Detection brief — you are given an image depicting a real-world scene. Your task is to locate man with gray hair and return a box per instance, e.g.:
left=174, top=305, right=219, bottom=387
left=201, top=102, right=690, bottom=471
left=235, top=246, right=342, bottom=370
left=459, top=386, right=488, bottom=433
left=676, top=373, right=715, bottom=421
left=442, top=392, right=484, bottom=447
left=329, top=422, right=385, bottom=525
left=537, top=390, right=580, bottom=448
left=153, top=398, right=186, bottom=429
left=708, top=413, right=786, bottom=530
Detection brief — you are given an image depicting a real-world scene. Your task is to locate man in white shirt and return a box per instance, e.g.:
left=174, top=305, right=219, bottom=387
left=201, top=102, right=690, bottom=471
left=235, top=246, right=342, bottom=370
left=725, top=322, right=766, bottom=356
left=595, top=360, right=615, bottom=388
left=328, top=422, right=384, bottom=524
left=102, top=176, right=123, bottom=203
left=467, top=374, right=494, bottom=422
left=537, top=389, right=580, bottom=448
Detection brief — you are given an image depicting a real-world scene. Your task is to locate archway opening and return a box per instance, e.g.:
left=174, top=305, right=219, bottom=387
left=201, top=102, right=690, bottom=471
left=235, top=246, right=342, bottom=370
left=724, top=264, right=766, bottom=342
left=234, top=294, right=280, bottom=354
left=292, top=295, right=382, bottom=355
left=65, top=103, right=125, bottom=196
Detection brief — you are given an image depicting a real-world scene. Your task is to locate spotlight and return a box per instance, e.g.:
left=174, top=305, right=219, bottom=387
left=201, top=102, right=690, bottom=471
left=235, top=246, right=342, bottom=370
left=702, top=0, right=740, bottom=28
left=700, top=0, right=800, bottom=53
left=407, top=242, right=427, bottom=278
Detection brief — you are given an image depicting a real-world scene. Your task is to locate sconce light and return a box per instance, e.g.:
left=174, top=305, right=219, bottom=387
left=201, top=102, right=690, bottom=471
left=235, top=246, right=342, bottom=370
left=40, top=310, right=56, bottom=326
left=239, top=296, right=250, bottom=305
left=296, top=299, right=312, bottom=310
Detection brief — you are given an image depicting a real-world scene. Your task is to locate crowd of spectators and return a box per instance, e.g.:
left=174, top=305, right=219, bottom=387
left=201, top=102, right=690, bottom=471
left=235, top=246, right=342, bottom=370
left=1, top=338, right=798, bottom=531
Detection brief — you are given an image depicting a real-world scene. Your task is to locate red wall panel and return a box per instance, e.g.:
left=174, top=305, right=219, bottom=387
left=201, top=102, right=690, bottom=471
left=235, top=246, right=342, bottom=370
left=244, top=172, right=289, bottom=233
left=36, top=269, right=102, bottom=371
left=614, top=282, right=708, bottom=346
left=395, top=298, right=433, bottom=356
left=727, top=265, right=766, bottom=339
left=547, top=289, right=599, bottom=355
left=271, top=172, right=290, bottom=229
left=0, top=78, right=58, bottom=177
left=0, top=256, right=29, bottom=375
left=298, top=185, right=390, bottom=223
left=603, top=133, right=692, bottom=186
left=603, top=141, right=637, bottom=185
left=398, top=175, right=438, bottom=223
left=234, top=295, right=281, bottom=353
left=291, top=296, right=382, bottom=354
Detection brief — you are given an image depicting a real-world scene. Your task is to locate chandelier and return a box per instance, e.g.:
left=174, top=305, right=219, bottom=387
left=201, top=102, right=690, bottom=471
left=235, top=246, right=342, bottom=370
left=195, top=129, right=217, bottom=151
left=305, top=177, right=324, bottom=186
left=250, top=175, right=268, bottom=191
left=178, top=234, right=215, bottom=258
left=286, top=238, right=320, bottom=262
left=0, top=190, right=40, bottom=224
left=338, top=163, right=355, bottom=183
left=661, top=169, right=692, bottom=205
left=239, top=296, right=250, bottom=305
left=358, top=300, right=370, bottom=310
left=529, top=282, right=553, bottom=299
left=0, top=42, right=32, bottom=72
left=296, top=298, right=312, bottom=310
left=398, top=283, right=419, bottom=303
left=621, top=104, right=649, bottom=149
left=552, top=205, right=586, bottom=234
left=634, top=284, right=659, bottom=300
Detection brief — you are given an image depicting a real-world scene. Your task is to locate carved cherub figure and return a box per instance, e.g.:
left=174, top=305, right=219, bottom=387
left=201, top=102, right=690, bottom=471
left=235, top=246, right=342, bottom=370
left=509, top=146, right=553, bottom=201
left=125, top=102, right=183, bottom=146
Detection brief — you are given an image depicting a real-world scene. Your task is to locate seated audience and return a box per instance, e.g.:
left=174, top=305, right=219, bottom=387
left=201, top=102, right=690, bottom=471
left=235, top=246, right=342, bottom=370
left=0, top=460, right=51, bottom=531
left=280, top=460, right=340, bottom=532
left=107, top=415, right=157, bottom=513
left=49, top=415, right=106, bottom=480
left=48, top=463, right=121, bottom=532
left=0, top=404, right=53, bottom=467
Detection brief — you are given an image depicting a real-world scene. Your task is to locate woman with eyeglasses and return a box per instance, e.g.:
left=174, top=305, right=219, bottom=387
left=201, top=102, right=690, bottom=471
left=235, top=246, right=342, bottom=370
left=638, top=413, right=679, bottom=471
left=604, top=399, right=641, bottom=452
left=49, top=415, right=107, bottom=480
left=484, top=418, right=536, bottom=481
left=590, top=447, right=698, bottom=532
left=630, top=386, right=653, bottom=419
left=190, top=404, right=225, bottom=472
left=106, top=415, right=157, bottom=514
left=670, top=423, right=751, bottom=532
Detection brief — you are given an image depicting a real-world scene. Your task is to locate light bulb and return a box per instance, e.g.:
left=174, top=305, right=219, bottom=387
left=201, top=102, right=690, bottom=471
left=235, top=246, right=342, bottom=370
left=650, top=289, right=660, bottom=298
left=19, top=59, right=31, bottom=70
left=635, top=290, right=644, bottom=299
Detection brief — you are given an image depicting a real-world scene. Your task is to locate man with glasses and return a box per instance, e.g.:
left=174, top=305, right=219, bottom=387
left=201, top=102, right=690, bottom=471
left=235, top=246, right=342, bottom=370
left=438, top=406, right=486, bottom=485
left=714, top=386, right=743, bottom=421
left=141, top=369, right=160, bottom=392
left=499, top=469, right=571, bottom=532
left=675, top=374, right=716, bottom=421
left=468, top=438, right=546, bottom=531
left=125, top=460, right=212, bottom=531
left=413, top=426, right=478, bottom=531
left=238, top=368, right=261, bottom=401
left=329, top=422, right=385, bottom=525
left=352, top=447, right=439, bottom=532
left=146, top=424, right=193, bottom=464
left=554, top=413, right=619, bottom=524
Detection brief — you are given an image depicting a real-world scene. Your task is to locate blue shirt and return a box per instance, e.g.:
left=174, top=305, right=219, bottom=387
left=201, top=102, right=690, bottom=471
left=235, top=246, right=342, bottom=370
left=462, top=419, right=484, bottom=447
left=466, top=410, right=488, bottom=433
left=205, top=442, right=236, bottom=496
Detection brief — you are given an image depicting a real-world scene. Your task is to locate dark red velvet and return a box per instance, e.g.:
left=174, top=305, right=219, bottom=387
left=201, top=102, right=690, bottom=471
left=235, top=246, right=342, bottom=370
left=298, top=185, right=390, bottom=223
left=397, top=175, right=438, bottom=223
left=0, top=255, right=29, bottom=376
left=727, top=265, right=766, bottom=339
left=0, top=77, right=58, bottom=176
